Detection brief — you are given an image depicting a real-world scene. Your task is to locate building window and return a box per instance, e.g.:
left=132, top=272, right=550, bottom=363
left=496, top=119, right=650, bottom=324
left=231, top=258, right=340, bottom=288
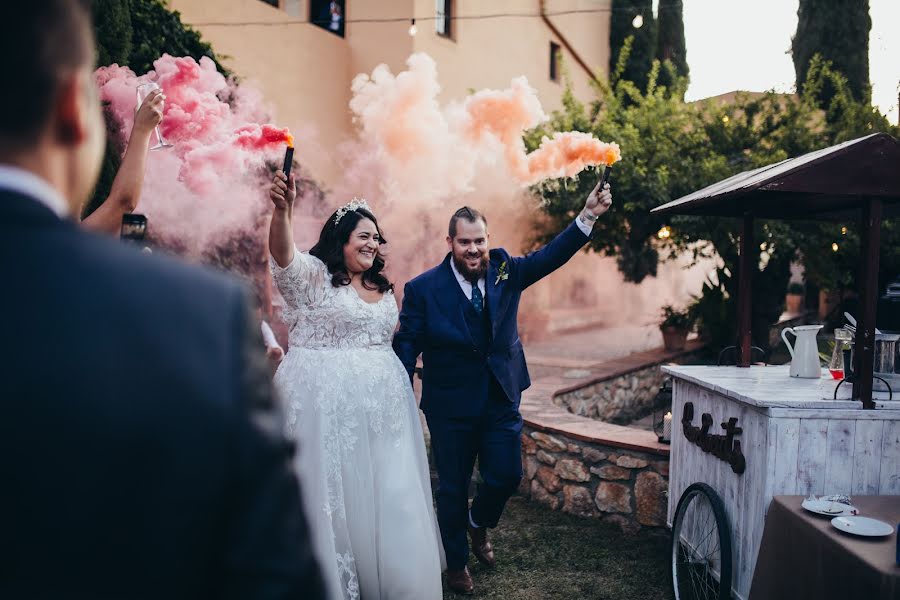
left=435, top=0, right=452, bottom=38
left=549, top=41, right=561, bottom=82
left=310, top=0, right=345, bottom=37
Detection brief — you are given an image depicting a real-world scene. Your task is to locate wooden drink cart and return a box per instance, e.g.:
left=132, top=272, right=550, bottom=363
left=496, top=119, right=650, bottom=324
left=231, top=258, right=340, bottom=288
left=649, top=133, right=900, bottom=600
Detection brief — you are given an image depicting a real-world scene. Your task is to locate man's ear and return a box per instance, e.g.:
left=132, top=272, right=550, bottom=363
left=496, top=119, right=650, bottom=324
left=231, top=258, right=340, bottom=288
left=53, top=72, right=89, bottom=146
left=446, top=235, right=453, bottom=251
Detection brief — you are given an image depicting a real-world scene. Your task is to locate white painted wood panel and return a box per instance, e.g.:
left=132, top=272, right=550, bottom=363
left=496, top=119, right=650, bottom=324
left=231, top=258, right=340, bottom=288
left=796, top=419, right=829, bottom=496
left=881, top=420, right=900, bottom=494
left=740, top=405, right=768, bottom=600
left=823, top=419, right=856, bottom=494
left=771, top=418, right=801, bottom=495
left=852, top=420, right=884, bottom=495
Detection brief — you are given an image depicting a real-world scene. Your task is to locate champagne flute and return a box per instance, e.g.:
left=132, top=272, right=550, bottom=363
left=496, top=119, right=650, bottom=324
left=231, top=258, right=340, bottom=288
left=136, top=82, right=173, bottom=150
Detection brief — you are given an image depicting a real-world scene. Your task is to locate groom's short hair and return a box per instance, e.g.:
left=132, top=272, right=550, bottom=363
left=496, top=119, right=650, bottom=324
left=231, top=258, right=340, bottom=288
left=448, top=206, right=487, bottom=239
left=0, top=0, right=94, bottom=147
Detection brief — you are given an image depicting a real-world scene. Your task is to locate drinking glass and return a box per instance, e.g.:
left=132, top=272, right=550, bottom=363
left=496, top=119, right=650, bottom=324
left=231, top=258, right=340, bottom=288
left=136, top=82, right=172, bottom=150
left=829, top=327, right=853, bottom=379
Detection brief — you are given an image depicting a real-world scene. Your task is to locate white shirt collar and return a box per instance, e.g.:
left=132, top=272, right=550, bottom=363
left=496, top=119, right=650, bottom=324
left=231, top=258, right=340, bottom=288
left=0, top=164, right=70, bottom=218
left=448, top=254, right=486, bottom=296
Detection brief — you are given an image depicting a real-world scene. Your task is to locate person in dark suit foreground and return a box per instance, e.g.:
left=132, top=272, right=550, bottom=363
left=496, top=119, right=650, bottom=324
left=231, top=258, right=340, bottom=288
left=393, top=182, right=612, bottom=594
left=0, top=2, right=326, bottom=598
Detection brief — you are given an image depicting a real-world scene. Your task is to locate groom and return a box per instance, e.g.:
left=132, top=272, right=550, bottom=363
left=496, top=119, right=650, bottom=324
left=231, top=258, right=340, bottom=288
left=393, top=180, right=612, bottom=594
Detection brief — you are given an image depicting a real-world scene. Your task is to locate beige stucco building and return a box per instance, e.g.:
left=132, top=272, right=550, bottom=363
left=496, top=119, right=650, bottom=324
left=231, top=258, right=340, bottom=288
left=168, top=0, right=611, bottom=185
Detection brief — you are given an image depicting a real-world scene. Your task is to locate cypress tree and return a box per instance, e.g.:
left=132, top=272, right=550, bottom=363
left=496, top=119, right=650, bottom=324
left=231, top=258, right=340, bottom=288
left=654, top=0, right=688, bottom=93
left=93, top=0, right=133, bottom=67
left=792, top=0, right=871, bottom=103
left=608, top=0, right=656, bottom=91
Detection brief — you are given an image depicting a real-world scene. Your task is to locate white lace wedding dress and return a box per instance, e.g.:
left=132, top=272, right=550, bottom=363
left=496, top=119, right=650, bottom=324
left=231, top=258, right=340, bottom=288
left=271, top=249, right=444, bottom=600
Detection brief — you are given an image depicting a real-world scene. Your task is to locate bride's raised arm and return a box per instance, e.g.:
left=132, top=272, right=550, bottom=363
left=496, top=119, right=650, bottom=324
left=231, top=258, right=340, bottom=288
left=268, top=170, right=295, bottom=267
left=268, top=172, right=326, bottom=312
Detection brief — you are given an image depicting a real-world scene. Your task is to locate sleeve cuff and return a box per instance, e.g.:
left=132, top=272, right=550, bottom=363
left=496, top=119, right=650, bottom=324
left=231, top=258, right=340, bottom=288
left=574, top=215, right=594, bottom=237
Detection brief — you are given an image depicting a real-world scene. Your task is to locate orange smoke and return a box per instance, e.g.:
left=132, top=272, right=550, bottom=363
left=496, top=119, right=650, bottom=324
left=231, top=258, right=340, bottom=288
left=346, top=55, right=625, bottom=210
left=463, top=77, right=546, bottom=179
left=524, top=132, right=621, bottom=184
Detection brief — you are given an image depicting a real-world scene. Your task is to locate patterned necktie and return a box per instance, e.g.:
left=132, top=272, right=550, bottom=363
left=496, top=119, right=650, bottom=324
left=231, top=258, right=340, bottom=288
left=470, top=283, right=484, bottom=314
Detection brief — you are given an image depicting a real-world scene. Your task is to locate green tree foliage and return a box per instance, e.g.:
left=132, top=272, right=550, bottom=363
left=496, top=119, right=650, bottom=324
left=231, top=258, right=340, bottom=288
left=608, top=0, right=657, bottom=93
left=654, top=0, right=688, bottom=93
left=93, top=0, right=133, bottom=67
left=792, top=0, right=871, bottom=103
left=86, top=0, right=227, bottom=218
left=128, top=0, right=227, bottom=76
left=530, top=46, right=898, bottom=353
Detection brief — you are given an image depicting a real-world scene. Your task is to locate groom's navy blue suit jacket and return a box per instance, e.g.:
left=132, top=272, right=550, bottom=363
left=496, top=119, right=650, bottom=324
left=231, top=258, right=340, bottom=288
left=394, top=221, right=590, bottom=417
left=0, top=190, right=325, bottom=599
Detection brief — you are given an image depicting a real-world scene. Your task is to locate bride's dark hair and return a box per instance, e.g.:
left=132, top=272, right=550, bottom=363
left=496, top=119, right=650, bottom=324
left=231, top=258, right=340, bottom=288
left=309, top=207, right=393, bottom=293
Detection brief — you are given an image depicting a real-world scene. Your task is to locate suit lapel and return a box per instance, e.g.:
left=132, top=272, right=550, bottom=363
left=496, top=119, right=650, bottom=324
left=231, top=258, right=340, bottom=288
left=485, top=259, right=503, bottom=338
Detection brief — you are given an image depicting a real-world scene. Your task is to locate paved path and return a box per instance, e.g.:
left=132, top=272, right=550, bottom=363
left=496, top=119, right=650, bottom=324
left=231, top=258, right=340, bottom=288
left=524, top=324, right=665, bottom=366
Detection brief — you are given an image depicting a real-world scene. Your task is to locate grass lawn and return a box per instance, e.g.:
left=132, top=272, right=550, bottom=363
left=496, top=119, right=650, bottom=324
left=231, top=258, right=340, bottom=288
left=442, top=496, right=674, bottom=600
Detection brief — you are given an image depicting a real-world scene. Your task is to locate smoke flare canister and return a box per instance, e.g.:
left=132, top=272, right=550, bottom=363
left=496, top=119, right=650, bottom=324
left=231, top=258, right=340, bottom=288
left=599, top=164, right=612, bottom=189
left=282, top=145, right=294, bottom=180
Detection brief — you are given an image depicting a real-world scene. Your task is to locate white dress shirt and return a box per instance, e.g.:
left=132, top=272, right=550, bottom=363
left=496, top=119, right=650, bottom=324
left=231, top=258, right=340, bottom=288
left=0, top=165, right=69, bottom=218
left=450, top=217, right=593, bottom=299
left=449, top=255, right=486, bottom=302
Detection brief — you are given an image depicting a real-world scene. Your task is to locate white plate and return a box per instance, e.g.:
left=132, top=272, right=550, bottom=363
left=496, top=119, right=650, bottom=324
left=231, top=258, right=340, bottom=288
left=801, top=499, right=858, bottom=517
left=831, top=516, right=894, bottom=537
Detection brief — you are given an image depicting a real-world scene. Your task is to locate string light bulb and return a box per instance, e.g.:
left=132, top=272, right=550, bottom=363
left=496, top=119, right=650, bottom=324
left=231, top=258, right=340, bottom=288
left=841, top=226, right=847, bottom=235
left=657, top=225, right=671, bottom=240
left=832, top=242, right=839, bottom=252
left=408, top=18, right=418, bottom=36
left=722, top=115, right=730, bottom=124
left=632, top=14, right=643, bottom=28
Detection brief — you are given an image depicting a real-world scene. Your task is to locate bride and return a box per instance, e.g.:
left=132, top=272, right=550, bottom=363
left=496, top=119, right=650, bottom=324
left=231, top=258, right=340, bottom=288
left=267, top=170, right=443, bottom=599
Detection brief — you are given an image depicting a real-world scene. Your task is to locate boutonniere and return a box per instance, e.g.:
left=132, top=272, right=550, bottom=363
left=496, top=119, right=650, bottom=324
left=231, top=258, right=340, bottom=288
left=495, top=261, right=509, bottom=285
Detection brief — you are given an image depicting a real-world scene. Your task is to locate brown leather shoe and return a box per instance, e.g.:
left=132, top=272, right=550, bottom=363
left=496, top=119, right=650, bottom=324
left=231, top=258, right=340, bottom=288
left=446, top=567, right=474, bottom=595
left=468, top=525, right=496, bottom=568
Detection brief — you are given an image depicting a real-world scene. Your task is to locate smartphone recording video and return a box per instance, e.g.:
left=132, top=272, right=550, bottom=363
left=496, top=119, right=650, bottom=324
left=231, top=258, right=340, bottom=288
left=120, top=213, right=148, bottom=242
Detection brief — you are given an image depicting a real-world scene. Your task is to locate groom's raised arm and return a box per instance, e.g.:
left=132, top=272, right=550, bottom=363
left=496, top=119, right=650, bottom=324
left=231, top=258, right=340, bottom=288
left=511, top=220, right=591, bottom=290
left=511, top=180, right=613, bottom=290
left=393, top=281, right=426, bottom=382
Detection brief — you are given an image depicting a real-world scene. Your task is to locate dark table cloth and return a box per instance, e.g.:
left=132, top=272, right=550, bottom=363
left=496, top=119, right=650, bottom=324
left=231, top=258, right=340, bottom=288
left=750, top=495, right=900, bottom=600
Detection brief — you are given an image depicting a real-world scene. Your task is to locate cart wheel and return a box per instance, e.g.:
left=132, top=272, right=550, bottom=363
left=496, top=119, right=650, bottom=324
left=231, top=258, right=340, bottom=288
left=671, top=483, right=732, bottom=600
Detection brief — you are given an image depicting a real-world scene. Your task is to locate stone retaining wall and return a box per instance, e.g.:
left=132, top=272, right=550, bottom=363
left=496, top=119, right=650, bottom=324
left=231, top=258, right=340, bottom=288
left=552, top=364, right=665, bottom=424
left=518, top=424, right=668, bottom=533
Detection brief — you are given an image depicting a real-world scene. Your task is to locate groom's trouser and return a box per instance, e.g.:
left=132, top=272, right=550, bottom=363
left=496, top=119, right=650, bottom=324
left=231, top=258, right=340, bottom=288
left=425, top=379, right=523, bottom=571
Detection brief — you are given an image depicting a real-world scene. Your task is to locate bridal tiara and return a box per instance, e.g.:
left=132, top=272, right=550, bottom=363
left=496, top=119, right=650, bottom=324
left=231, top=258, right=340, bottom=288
left=334, top=197, right=373, bottom=225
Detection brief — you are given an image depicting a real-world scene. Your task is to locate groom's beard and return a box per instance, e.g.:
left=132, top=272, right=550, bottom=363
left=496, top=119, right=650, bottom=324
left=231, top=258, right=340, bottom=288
left=452, top=251, right=489, bottom=282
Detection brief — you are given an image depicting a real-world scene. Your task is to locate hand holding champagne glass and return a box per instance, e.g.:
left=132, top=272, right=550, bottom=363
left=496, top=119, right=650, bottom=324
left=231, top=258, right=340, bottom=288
left=135, top=82, right=172, bottom=150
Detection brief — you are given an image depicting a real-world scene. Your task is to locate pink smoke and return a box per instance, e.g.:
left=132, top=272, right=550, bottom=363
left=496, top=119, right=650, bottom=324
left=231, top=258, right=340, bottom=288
left=94, top=54, right=293, bottom=253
